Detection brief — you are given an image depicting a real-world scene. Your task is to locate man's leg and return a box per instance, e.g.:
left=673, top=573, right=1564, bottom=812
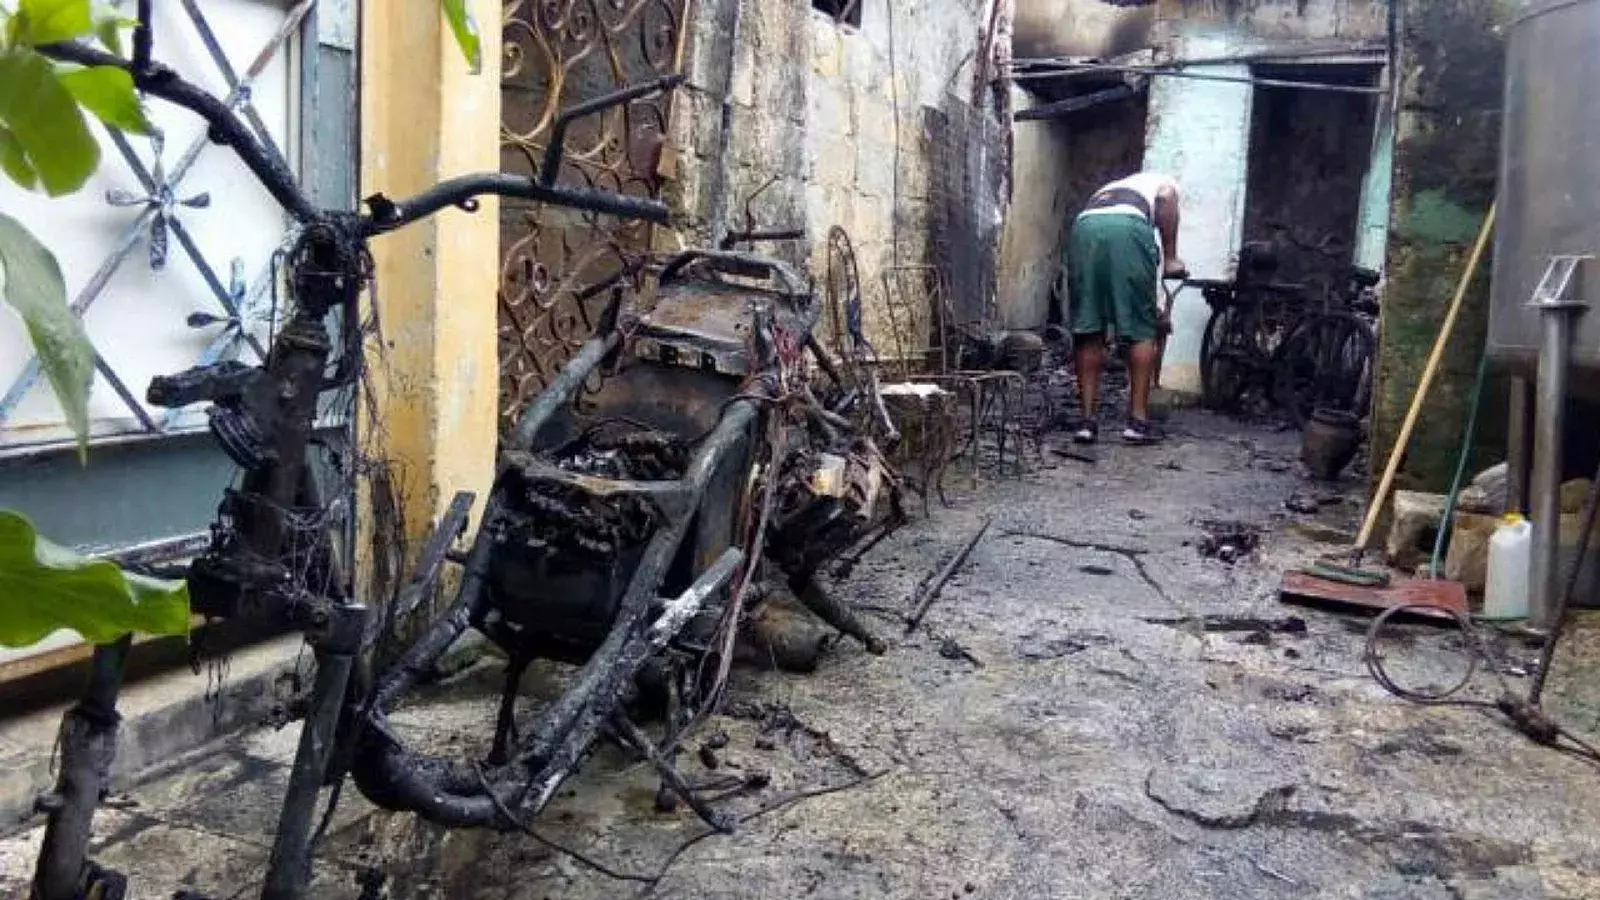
left=1126, top=339, right=1157, bottom=422
left=1065, top=217, right=1108, bottom=443
left=1076, top=333, right=1106, bottom=420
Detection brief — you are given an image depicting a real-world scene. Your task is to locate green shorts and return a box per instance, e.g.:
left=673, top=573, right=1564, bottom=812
left=1064, top=212, right=1160, bottom=344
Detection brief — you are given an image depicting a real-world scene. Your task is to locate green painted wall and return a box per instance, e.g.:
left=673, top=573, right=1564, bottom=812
left=1371, top=0, right=1510, bottom=490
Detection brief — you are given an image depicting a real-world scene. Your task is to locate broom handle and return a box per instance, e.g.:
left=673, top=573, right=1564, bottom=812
left=1353, top=201, right=1498, bottom=559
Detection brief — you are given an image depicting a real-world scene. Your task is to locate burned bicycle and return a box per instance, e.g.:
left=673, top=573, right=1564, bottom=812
left=29, top=17, right=901, bottom=900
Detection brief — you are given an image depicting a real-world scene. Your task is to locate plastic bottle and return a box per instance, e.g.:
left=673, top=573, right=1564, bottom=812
left=1484, top=513, right=1532, bottom=620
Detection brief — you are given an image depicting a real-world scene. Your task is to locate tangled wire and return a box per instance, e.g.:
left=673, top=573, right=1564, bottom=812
left=1362, top=603, right=1600, bottom=764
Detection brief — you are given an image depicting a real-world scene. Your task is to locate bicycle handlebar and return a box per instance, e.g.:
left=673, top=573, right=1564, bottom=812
left=38, top=41, right=677, bottom=232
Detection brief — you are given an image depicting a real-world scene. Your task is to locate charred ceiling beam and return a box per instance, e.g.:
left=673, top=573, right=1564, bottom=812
left=1011, top=62, right=1386, bottom=95
left=1013, top=83, right=1144, bottom=120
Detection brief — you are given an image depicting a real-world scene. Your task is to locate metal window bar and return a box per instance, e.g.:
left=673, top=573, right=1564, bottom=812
left=0, top=1, right=313, bottom=451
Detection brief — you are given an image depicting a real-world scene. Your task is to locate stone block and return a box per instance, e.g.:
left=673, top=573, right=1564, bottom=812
left=756, top=59, right=806, bottom=123
left=807, top=131, right=857, bottom=191
left=841, top=26, right=885, bottom=95
left=807, top=77, right=855, bottom=140
left=854, top=141, right=897, bottom=199
left=1445, top=510, right=1499, bottom=594
left=807, top=182, right=854, bottom=239
left=730, top=39, right=756, bottom=108
left=1386, top=489, right=1447, bottom=571
left=1457, top=462, right=1508, bottom=514
left=856, top=94, right=898, bottom=147
left=852, top=193, right=892, bottom=244
left=811, top=15, right=843, bottom=78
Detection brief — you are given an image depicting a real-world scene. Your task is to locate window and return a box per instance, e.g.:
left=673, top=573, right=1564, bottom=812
left=813, top=0, right=862, bottom=28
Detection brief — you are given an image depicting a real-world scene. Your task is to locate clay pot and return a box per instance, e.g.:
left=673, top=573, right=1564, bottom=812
left=1301, top=408, right=1361, bottom=481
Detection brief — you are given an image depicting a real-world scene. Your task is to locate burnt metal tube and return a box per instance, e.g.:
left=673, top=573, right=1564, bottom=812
left=510, top=334, right=621, bottom=451
left=37, top=41, right=319, bottom=224
left=540, top=75, right=685, bottom=188
left=261, top=650, right=356, bottom=900
left=33, top=638, right=132, bottom=900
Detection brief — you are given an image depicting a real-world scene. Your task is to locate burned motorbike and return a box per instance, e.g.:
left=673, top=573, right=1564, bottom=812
left=351, top=247, right=904, bottom=833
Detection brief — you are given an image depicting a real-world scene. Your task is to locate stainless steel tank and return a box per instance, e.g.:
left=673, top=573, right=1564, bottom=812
left=1488, top=0, right=1600, bottom=379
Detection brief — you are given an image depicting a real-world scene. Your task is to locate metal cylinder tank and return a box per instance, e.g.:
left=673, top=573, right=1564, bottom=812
left=1488, top=0, right=1600, bottom=382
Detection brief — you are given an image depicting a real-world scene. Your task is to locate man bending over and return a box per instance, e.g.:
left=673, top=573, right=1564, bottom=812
left=1064, top=172, right=1185, bottom=445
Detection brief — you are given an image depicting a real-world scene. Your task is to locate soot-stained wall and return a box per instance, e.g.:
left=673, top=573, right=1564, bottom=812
left=1241, top=70, right=1380, bottom=297
left=1370, top=0, right=1504, bottom=490
left=663, top=0, right=992, bottom=364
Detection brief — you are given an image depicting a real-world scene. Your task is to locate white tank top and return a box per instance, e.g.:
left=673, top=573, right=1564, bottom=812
left=1078, top=172, right=1178, bottom=222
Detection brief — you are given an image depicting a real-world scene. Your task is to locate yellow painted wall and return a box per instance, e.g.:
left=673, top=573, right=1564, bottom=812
left=359, top=0, right=501, bottom=592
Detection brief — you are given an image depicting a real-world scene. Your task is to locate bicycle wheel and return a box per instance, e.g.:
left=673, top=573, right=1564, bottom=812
left=1273, top=312, right=1376, bottom=427
left=1201, top=306, right=1246, bottom=412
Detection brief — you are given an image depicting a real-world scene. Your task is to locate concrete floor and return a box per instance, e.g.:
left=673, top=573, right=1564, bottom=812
left=7, top=407, right=1600, bottom=899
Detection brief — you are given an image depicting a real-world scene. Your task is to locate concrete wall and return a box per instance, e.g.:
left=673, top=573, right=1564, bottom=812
left=1155, top=0, right=1387, bottom=41
left=1143, top=29, right=1254, bottom=393
left=998, top=87, right=1073, bottom=330
left=360, top=0, right=502, bottom=593
left=1370, top=0, right=1505, bottom=490
left=664, top=0, right=989, bottom=360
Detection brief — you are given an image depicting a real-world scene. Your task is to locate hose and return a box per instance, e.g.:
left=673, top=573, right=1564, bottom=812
left=1429, top=347, right=1491, bottom=578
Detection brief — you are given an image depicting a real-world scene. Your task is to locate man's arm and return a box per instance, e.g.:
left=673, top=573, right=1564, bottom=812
left=1154, top=184, right=1185, bottom=275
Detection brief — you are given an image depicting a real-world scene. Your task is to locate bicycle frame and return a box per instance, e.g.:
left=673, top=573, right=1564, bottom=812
left=31, top=24, right=682, bottom=900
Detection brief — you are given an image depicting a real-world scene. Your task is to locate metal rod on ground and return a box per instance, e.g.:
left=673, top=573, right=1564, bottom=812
left=905, top=517, right=992, bottom=635
left=1350, top=202, right=1496, bottom=565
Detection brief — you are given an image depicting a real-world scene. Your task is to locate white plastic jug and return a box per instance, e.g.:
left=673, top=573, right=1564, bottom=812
left=1484, top=513, right=1532, bottom=620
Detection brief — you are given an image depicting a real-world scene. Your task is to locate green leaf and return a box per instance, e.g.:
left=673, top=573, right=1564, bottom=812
left=0, top=212, right=93, bottom=460
left=93, top=12, right=130, bottom=56
left=13, top=0, right=94, bottom=45
left=59, top=65, right=151, bottom=134
left=0, top=510, right=190, bottom=648
left=0, top=125, right=38, bottom=189
left=0, top=49, right=100, bottom=196
left=441, top=0, right=482, bottom=74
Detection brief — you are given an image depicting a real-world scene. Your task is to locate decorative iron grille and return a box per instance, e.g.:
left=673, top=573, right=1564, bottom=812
left=496, top=0, right=693, bottom=434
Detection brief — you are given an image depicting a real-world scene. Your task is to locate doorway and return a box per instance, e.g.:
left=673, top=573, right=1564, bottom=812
left=1241, top=64, right=1382, bottom=300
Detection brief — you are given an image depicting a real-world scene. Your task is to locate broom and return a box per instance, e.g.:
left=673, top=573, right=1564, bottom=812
left=1280, top=201, right=1497, bottom=612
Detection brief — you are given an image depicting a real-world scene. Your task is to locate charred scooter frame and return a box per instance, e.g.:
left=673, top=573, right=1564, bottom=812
left=29, top=21, right=680, bottom=900
left=350, top=248, right=902, bottom=833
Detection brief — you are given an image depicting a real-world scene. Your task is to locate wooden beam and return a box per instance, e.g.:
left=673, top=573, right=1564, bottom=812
left=1014, top=84, right=1142, bottom=121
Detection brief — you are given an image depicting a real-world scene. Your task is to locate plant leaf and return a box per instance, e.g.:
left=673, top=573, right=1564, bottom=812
left=93, top=13, right=127, bottom=56
left=0, top=125, right=38, bottom=189
left=441, top=0, right=483, bottom=74
left=14, top=0, right=95, bottom=45
left=59, top=65, right=151, bottom=134
left=0, top=510, right=190, bottom=648
left=0, top=49, right=100, bottom=196
left=0, top=212, right=94, bottom=459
